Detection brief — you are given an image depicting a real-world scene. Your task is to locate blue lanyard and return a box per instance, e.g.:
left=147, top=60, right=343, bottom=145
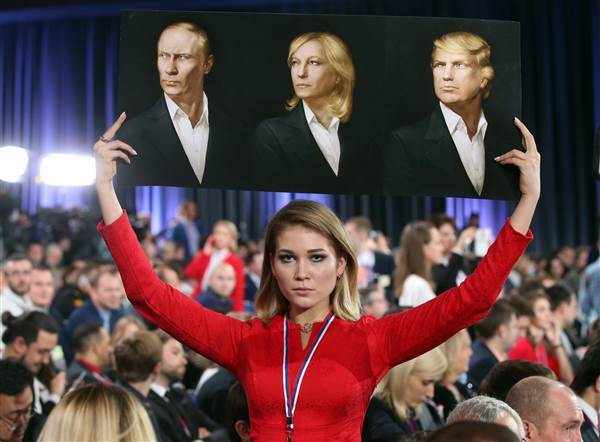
left=282, top=312, right=335, bottom=439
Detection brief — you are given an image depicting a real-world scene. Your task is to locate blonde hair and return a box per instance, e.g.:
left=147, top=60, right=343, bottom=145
left=159, top=21, right=211, bottom=58
left=375, top=347, right=447, bottom=421
left=432, top=31, right=495, bottom=98
left=255, top=200, right=360, bottom=322
left=213, top=220, right=239, bottom=252
left=110, top=315, right=147, bottom=348
left=285, top=32, right=355, bottom=122
left=38, top=383, right=156, bottom=442
left=440, top=329, right=471, bottom=382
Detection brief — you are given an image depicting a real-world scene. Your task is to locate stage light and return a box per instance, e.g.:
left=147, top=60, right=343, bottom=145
left=0, top=146, right=29, bottom=183
left=39, top=153, right=96, bottom=186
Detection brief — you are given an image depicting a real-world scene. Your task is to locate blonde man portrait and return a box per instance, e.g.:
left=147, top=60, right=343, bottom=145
left=383, top=31, right=519, bottom=199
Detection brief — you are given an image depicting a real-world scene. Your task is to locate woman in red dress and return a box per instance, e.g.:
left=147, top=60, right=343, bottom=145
left=94, top=113, right=540, bottom=441
left=184, top=220, right=245, bottom=311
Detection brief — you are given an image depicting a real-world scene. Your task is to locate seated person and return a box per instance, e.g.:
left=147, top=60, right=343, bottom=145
left=362, top=347, right=447, bottom=441
left=447, top=395, right=525, bottom=440
left=194, top=263, right=236, bottom=314
left=505, top=376, right=584, bottom=442
left=570, top=343, right=600, bottom=442
left=67, top=323, right=113, bottom=387
left=0, top=360, right=34, bottom=442
left=426, top=421, right=520, bottom=442
left=478, top=359, right=554, bottom=401
left=226, top=382, right=250, bottom=442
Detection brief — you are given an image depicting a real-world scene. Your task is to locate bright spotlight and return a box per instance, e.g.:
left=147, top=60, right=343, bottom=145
left=39, top=153, right=96, bottom=186
left=0, top=146, right=29, bottom=183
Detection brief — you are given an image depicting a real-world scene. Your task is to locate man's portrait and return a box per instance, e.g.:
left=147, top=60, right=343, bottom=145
left=116, top=21, right=245, bottom=188
left=383, top=31, right=520, bottom=199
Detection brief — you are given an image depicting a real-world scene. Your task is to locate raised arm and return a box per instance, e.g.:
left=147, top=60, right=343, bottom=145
left=367, top=118, right=540, bottom=373
left=94, top=114, right=247, bottom=372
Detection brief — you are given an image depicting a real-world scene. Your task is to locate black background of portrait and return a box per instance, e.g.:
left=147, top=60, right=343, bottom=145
left=117, top=11, right=520, bottom=199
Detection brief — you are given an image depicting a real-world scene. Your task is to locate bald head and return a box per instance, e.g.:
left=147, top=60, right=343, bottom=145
left=506, top=376, right=583, bottom=442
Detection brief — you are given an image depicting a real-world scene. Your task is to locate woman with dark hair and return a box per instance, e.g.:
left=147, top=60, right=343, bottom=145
left=93, top=114, right=539, bottom=440
left=394, top=222, right=444, bottom=307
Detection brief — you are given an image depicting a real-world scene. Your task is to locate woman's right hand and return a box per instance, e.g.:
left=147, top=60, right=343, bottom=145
left=93, top=112, right=137, bottom=187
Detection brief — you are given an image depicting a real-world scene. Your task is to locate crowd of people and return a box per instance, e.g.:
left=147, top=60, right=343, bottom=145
left=1, top=193, right=599, bottom=441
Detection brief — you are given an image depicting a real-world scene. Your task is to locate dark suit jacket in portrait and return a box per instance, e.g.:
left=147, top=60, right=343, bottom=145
left=116, top=95, right=246, bottom=189
left=250, top=103, right=378, bottom=194
left=383, top=105, right=520, bottom=199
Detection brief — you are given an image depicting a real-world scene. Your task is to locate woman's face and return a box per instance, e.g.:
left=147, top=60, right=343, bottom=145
left=404, top=373, right=436, bottom=409
left=213, top=225, right=233, bottom=250
left=271, top=225, right=345, bottom=316
left=422, top=228, right=444, bottom=266
left=549, top=258, right=565, bottom=279
left=290, top=40, right=339, bottom=103
left=532, top=297, right=552, bottom=330
left=438, top=223, right=457, bottom=255
left=453, top=332, right=473, bottom=375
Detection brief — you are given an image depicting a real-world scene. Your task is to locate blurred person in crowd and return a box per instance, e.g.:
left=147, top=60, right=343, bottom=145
left=194, top=262, right=236, bottom=313
left=141, top=237, right=158, bottom=262
left=110, top=315, right=148, bottom=348
left=157, top=265, right=182, bottom=291
left=509, top=290, right=574, bottom=383
left=468, top=299, right=520, bottom=390
left=244, top=251, right=263, bottom=306
left=447, top=395, right=525, bottom=439
left=50, top=263, right=92, bottom=321
left=543, top=255, right=566, bottom=285
left=363, top=347, right=447, bottom=441
left=426, top=421, right=520, bottom=442
left=345, top=216, right=395, bottom=288
left=557, top=246, right=576, bottom=273
left=114, top=330, right=165, bottom=441
left=226, top=382, right=250, bottom=442
left=429, top=214, right=468, bottom=294
left=394, top=221, right=444, bottom=307
left=1, top=254, right=33, bottom=320
left=64, top=265, right=125, bottom=363
left=507, top=294, right=533, bottom=338
left=435, top=329, right=475, bottom=418
left=579, top=245, right=600, bottom=324
left=546, top=283, right=581, bottom=370
left=43, top=243, right=63, bottom=284
left=172, top=200, right=204, bottom=263
left=588, top=317, right=600, bottom=347
left=478, top=359, right=554, bottom=401
left=37, top=383, right=156, bottom=442
left=0, top=360, right=33, bottom=442
left=360, top=284, right=390, bottom=319
left=2, top=312, right=65, bottom=418
left=185, top=220, right=245, bottom=311
left=159, top=240, right=186, bottom=265
left=67, top=323, right=113, bottom=387
left=196, top=364, right=236, bottom=428
left=150, top=329, right=219, bottom=442
left=570, top=343, right=600, bottom=442
left=28, top=266, right=63, bottom=329
left=506, top=376, right=583, bottom=442
left=505, top=254, right=534, bottom=295
left=561, top=246, right=590, bottom=293
left=25, top=243, right=44, bottom=267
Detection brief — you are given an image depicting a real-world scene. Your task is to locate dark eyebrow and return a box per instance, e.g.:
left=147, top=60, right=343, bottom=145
left=307, top=248, right=327, bottom=253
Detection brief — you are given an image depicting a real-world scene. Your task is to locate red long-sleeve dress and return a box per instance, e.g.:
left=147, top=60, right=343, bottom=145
left=99, top=212, right=531, bottom=441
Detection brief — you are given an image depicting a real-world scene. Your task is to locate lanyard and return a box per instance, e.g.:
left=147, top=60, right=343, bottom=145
left=282, top=312, right=335, bottom=440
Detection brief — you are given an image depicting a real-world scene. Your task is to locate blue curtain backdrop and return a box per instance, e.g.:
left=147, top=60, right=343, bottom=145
left=0, top=0, right=597, bottom=252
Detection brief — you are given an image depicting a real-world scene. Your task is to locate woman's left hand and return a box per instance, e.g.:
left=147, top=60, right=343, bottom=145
left=495, top=117, right=541, bottom=201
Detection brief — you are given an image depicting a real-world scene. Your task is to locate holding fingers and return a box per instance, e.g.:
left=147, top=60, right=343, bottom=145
left=93, top=112, right=137, bottom=185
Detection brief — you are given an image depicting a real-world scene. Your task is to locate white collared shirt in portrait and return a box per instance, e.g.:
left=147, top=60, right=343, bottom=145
left=440, top=102, right=488, bottom=195
left=302, top=101, right=341, bottom=176
left=165, top=92, right=210, bottom=183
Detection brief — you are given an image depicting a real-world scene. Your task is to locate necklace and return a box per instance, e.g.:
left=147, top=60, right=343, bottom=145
left=299, top=323, right=313, bottom=334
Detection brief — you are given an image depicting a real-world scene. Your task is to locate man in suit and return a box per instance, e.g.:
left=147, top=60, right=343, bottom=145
left=117, top=22, right=244, bottom=188
left=66, top=324, right=113, bottom=387
left=149, top=330, right=220, bottom=442
left=64, top=266, right=124, bottom=363
left=243, top=251, right=262, bottom=306
left=384, top=31, right=519, bottom=199
left=570, top=344, right=600, bottom=442
left=467, top=300, right=520, bottom=390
